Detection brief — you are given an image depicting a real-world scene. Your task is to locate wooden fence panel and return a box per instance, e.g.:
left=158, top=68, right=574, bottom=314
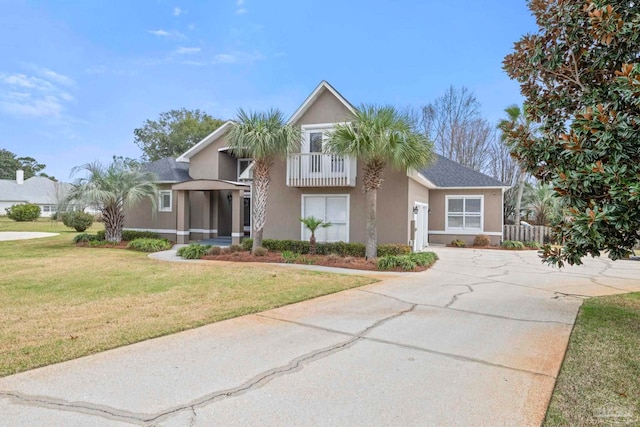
left=503, top=225, right=550, bottom=244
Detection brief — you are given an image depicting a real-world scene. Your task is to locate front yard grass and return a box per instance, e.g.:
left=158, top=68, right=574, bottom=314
left=543, top=292, right=640, bottom=426
left=0, top=218, right=375, bottom=377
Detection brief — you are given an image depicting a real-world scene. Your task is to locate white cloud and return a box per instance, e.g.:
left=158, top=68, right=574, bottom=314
left=173, top=7, right=185, bottom=16
left=236, top=0, right=247, bottom=14
left=148, top=29, right=186, bottom=39
left=38, top=68, right=75, bottom=87
left=188, top=23, right=196, bottom=30
left=175, top=46, right=201, bottom=55
left=0, top=69, right=76, bottom=119
left=212, top=51, right=265, bottom=65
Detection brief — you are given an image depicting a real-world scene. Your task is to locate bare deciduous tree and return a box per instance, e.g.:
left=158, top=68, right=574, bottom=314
left=418, top=86, right=495, bottom=173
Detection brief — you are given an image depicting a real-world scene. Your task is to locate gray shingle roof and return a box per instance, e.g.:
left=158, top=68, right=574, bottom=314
left=0, top=176, right=64, bottom=204
left=144, top=158, right=191, bottom=182
left=420, top=154, right=508, bottom=188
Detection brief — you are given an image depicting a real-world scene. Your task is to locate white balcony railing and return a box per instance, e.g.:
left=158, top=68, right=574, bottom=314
left=287, top=153, right=356, bottom=187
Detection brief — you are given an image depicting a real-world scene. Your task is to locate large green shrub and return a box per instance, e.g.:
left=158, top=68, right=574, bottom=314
left=6, top=203, right=40, bottom=221
left=177, top=244, right=211, bottom=259
left=377, top=244, right=411, bottom=257
left=61, top=212, right=94, bottom=232
left=127, top=238, right=171, bottom=252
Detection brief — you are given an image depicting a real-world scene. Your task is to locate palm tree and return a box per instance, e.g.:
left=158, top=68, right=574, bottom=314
left=227, top=109, right=301, bottom=252
left=325, top=105, right=433, bottom=259
left=497, top=104, right=534, bottom=225
left=523, top=184, right=560, bottom=226
left=69, top=158, right=158, bottom=242
left=300, top=216, right=332, bottom=254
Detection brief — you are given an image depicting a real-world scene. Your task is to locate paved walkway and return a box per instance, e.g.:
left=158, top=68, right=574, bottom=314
left=0, top=231, right=59, bottom=241
left=1, top=247, right=639, bottom=426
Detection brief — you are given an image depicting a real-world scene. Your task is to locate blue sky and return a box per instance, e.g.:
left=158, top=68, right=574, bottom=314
left=0, top=0, right=537, bottom=181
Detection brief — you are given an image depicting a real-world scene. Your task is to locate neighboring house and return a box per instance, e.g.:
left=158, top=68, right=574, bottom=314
left=0, top=170, right=66, bottom=217
left=125, top=81, right=509, bottom=247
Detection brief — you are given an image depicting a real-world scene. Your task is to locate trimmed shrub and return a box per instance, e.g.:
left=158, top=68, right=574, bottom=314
left=523, top=240, right=542, bottom=249
left=253, top=246, right=268, bottom=256
left=177, top=244, right=211, bottom=259
left=95, top=229, right=159, bottom=242
left=6, top=203, right=40, bottom=221
left=228, top=244, right=243, bottom=253
left=73, top=233, right=99, bottom=243
left=409, top=252, right=439, bottom=267
left=127, top=238, right=171, bottom=252
left=207, top=246, right=223, bottom=255
left=451, top=238, right=466, bottom=247
left=501, top=240, right=525, bottom=250
left=61, top=212, right=94, bottom=232
left=241, top=238, right=253, bottom=251
left=377, top=244, right=411, bottom=257
left=473, top=234, right=491, bottom=247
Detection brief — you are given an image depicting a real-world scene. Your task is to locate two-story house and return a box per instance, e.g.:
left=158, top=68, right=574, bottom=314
left=124, top=81, right=508, bottom=248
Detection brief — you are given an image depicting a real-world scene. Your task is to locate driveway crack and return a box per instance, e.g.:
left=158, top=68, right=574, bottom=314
left=443, top=285, right=474, bottom=308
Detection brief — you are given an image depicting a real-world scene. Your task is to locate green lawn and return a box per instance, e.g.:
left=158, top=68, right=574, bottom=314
left=0, top=217, right=375, bottom=377
left=544, top=292, right=640, bottom=426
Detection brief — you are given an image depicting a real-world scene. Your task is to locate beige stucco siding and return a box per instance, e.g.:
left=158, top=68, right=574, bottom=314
left=293, top=90, right=353, bottom=130
left=124, top=185, right=177, bottom=240
left=428, top=188, right=503, bottom=245
left=189, top=134, right=231, bottom=180
left=218, top=152, right=237, bottom=181
left=264, top=159, right=410, bottom=244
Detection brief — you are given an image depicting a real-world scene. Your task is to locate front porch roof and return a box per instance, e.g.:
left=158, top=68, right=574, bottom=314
left=171, top=179, right=250, bottom=191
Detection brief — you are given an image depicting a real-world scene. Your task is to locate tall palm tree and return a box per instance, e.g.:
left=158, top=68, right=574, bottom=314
left=227, top=109, right=301, bottom=252
left=497, top=104, right=533, bottom=225
left=325, top=105, right=433, bottom=259
left=69, top=159, right=158, bottom=242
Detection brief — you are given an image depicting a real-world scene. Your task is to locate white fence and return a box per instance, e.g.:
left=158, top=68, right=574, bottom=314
left=503, top=225, right=551, bottom=244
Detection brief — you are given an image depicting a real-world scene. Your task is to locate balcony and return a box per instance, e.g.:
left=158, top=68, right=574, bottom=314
left=286, top=153, right=356, bottom=187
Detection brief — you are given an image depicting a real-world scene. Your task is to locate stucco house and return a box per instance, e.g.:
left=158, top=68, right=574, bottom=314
left=0, top=170, right=65, bottom=217
left=125, top=81, right=508, bottom=248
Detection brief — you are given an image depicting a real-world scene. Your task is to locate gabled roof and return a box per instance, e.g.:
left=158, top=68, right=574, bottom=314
left=0, top=176, right=62, bottom=204
left=143, top=158, right=191, bottom=183
left=286, top=80, right=356, bottom=125
left=419, top=154, right=508, bottom=188
left=176, top=121, right=234, bottom=162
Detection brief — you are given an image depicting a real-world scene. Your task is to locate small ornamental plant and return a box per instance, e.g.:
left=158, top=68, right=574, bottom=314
left=300, top=216, right=332, bottom=254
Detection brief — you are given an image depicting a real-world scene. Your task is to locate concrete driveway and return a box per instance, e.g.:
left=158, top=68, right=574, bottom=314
left=1, top=247, right=639, bottom=426
left=0, top=231, right=59, bottom=241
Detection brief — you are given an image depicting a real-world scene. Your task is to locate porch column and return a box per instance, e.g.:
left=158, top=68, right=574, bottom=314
left=202, top=191, right=211, bottom=239
left=176, top=190, right=190, bottom=244
left=211, top=190, right=218, bottom=238
left=231, top=189, right=243, bottom=245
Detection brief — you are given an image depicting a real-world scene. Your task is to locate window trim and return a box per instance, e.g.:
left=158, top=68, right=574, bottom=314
left=445, top=195, right=483, bottom=232
left=159, top=190, right=173, bottom=212
left=300, top=194, right=350, bottom=243
left=237, top=158, right=253, bottom=181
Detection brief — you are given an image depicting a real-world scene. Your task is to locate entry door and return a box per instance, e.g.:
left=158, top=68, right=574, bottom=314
left=414, top=203, right=429, bottom=251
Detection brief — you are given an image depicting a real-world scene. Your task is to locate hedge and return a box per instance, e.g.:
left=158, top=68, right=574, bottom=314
left=240, top=238, right=411, bottom=257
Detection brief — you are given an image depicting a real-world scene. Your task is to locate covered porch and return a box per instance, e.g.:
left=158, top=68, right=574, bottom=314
left=171, top=180, right=250, bottom=245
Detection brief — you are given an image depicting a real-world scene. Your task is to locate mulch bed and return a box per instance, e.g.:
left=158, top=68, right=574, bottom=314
left=202, top=252, right=430, bottom=272
left=76, top=241, right=130, bottom=249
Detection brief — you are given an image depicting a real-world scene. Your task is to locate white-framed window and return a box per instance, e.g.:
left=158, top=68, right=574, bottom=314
left=301, top=194, right=349, bottom=242
left=237, top=158, right=253, bottom=181
left=41, top=205, right=52, bottom=213
left=159, top=190, right=172, bottom=212
left=445, top=195, right=483, bottom=231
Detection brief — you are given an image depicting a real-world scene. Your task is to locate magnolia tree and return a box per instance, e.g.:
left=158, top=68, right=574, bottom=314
left=503, top=0, right=640, bottom=266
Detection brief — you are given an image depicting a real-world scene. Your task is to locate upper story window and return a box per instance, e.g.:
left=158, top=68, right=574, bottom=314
left=237, top=158, right=253, bottom=181
left=159, top=190, right=172, bottom=212
left=446, top=195, right=483, bottom=231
